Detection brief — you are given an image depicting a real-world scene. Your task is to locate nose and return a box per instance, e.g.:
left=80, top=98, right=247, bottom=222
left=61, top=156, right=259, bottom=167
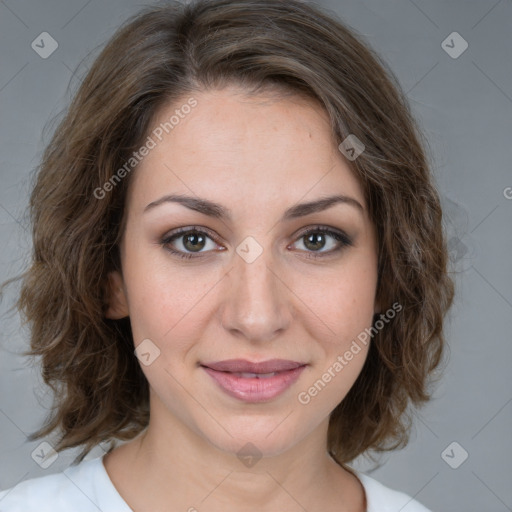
left=219, top=244, right=292, bottom=343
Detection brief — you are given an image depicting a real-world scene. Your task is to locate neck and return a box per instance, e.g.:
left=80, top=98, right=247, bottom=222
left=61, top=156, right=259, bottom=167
left=103, top=405, right=365, bottom=512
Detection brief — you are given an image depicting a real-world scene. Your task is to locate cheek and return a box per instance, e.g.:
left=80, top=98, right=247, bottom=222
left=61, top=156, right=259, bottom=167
left=334, top=277, right=376, bottom=340
left=293, top=258, right=376, bottom=406
left=122, top=241, right=197, bottom=332
left=292, top=260, right=378, bottom=348
left=297, top=329, right=370, bottom=414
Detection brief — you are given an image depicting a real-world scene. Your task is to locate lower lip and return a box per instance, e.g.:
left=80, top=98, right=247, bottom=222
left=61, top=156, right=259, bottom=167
left=202, top=366, right=306, bottom=403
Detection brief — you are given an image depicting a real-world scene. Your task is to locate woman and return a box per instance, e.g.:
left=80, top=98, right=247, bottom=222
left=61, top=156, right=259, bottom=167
left=0, top=0, right=454, bottom=510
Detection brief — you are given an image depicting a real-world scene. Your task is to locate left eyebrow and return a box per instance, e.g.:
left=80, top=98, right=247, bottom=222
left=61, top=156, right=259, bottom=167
left=143, top=193, right=364, bottom=221
left=282, top=194, right=364, bottom=220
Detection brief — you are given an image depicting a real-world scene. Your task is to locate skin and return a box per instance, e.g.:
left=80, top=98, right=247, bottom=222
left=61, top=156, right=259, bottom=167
left=104, top=85, right=379, bottom=512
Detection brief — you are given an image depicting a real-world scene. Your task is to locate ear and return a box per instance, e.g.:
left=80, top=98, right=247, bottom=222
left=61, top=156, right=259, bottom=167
left=105, top=270, right=129, bottom=319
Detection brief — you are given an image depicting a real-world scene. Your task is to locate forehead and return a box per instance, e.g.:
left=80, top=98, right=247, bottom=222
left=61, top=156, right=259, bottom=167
left=127, top=86, right=365, bottom=213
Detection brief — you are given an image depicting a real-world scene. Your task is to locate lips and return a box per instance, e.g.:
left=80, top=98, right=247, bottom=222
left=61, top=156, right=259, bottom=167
left=201, top=359, right=307, bottom=403
left=202, top=359, right=305, bottom=374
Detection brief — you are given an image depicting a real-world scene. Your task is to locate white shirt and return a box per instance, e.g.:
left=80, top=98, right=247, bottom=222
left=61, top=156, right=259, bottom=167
left=0, top=455, right=431, bottom=511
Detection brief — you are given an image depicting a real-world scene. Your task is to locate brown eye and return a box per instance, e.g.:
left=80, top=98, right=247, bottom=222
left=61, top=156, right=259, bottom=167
left=292, top=227, right=352, bottom=258
left=161, top=227, right=220, bottom=259
left=180, top=231, right=207, bottom=252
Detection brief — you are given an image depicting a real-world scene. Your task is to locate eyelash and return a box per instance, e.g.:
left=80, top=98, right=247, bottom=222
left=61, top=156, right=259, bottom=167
left=160, top=225, right=353, bottom=260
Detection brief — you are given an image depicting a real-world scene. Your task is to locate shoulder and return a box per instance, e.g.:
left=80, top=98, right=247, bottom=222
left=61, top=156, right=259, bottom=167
left=355, top=471, right=432, bottom=512
left=0, top=456, right=130, bottom=512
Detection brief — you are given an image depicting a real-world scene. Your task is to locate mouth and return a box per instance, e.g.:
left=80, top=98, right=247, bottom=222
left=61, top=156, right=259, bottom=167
left=200, top=359, right=307, bottom=403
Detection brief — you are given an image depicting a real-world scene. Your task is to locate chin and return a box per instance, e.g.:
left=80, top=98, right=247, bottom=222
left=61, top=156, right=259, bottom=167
left=195, top=412, right=315, bottom=462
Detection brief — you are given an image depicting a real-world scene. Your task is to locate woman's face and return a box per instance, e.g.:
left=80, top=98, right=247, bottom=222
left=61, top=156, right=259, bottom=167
left=107, top=86, right=379, bottom=458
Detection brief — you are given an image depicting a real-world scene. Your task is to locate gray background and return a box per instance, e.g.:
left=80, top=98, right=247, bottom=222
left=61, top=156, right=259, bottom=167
left=0, top=1, right=511, bottom=511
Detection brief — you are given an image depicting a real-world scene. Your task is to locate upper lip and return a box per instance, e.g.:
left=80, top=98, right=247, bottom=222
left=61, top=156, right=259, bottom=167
left=202, top=359, right=306, bottom=373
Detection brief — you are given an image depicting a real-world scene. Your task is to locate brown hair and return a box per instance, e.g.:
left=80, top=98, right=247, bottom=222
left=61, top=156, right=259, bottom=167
left=1, top=0, right=454, bottom=465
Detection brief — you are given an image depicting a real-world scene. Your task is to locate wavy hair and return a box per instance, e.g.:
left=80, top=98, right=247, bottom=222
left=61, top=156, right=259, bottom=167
left=1, top=0, right=454, bottom=465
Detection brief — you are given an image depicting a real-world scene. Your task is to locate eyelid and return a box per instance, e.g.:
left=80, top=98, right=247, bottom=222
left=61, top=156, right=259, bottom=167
left=162, top=225, right=220, bottom=243
left=160, top=224, right=353, bottom=260
left=160, top=225, right=224, bottom=256
left=292, top=225, right=352, bottom=246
